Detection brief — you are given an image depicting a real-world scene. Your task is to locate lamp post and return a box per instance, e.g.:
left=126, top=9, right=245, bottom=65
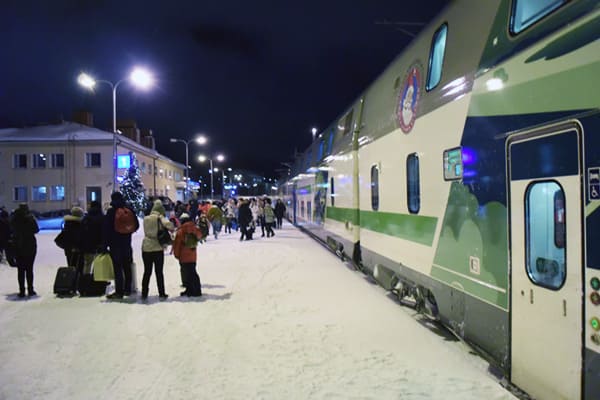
left=77, top=67, right=154, bottom=192
left=169, top=136, right=207, bottom=201
left=198, top=153, right=224, bottom=200
left=311, top=127, right=317, bottom=142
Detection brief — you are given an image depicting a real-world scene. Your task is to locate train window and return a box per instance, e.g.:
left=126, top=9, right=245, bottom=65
left=426, top=24, right=447, bottom=92
left=330, top=177, right=335, bottom=207
left=511, top=0, right=567, bottom=34
left=406, top=153, right=420, bottom=214
left=443, top=147, right=463, bottom=180
left=327, top=130, right=334, bottom=155
left=371, top=165, right=379, bottom=211
left=338, top=109, right=354, bottom=136
left=525, top=181, right=566, bottom=290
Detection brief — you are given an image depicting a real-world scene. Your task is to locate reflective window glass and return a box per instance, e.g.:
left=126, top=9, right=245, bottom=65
left=371, top=165, right=379, bottom=211
left=407, top=153, right=420, bottom=214
left=525, top=181, right=566, bottom=289
left=511, top=0, right=566, bottom=34
left=426, top=24, right=448, bottom=91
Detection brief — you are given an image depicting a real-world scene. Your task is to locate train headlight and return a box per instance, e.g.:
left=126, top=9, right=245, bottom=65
left=591, top=292, right=600, bottom=305
left=591, top=317, right=600, bottom=331
left=591, top=277, right=600, bottom=291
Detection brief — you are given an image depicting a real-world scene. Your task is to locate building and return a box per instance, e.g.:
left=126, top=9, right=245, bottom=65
left=0, top=121, right=186, bottom=212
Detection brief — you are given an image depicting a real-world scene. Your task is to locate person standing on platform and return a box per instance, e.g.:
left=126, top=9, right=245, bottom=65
left=141, top=199, right=173, bottom=300
left=274, top=199, right=286, bottom=229
left=207, top=201, right=223, bottom=239
left=173, top=213, right=203, bottom=297
left=104, top=191, right=139, bottom=300
left=263, top=198, right=276, bottom=238
left=238, top=199, right=253, bottom=241
left=9, top=203, right=39, bottom=297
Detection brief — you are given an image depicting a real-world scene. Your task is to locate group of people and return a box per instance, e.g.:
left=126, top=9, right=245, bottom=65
left=0, top=193, right=288, bottom=301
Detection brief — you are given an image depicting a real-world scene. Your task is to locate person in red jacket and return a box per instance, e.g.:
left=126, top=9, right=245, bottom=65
left=172, top=213, right=203, bottom=297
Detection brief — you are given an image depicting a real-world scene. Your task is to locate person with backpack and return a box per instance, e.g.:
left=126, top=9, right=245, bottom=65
left=103, top=191, right=139, bottom=300
left=172, top=213, right=203, bottom=297
left=9, top=203, right=39, bottom=297
left=206, top=201, right=223, bottom=239
left=141, top=199, right=174, bottom=301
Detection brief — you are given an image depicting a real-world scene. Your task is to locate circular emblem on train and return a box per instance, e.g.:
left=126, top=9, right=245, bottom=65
left=396, top=63, right=422, bottom=134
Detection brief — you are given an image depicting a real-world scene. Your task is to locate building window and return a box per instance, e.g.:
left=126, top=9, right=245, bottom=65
left=426, top=24, right=448, bottom=91
left=13, top=154, right=27, bottom=168
left=32, top=154, right=47, bottom=169
left=371, top=165, right=379, bottom=211
left=511, top=0, right=566, bottom=34
left=149, top=165, right=153, bottom=175
left=525, top=181, right=566, bottom=289
left=50, top=185, right=65, bottom=201
left=32, top=186, right=47, bottom=202
left=140, top=161, right=146, bottom=174
left=175, top=172, right=181, bottom=181
left=85, top=153, right=101, bottom=167
left=14, top=186, right=27, bottom=201
left=406, top=153, right=420, bottom=214
left=51, top=153, right=64, bottom=168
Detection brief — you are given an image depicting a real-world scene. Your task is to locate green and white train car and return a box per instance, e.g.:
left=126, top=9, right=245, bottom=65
left=284, top=1, right=600, bottom=399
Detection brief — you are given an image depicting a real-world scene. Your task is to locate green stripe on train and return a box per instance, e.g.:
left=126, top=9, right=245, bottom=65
left=326, top=206, right=437, bottom=246
left=432, top=183, right=509, bottom=309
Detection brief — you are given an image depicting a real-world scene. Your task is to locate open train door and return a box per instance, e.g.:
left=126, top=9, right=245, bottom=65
left=508, top=121, right=583, bottom=400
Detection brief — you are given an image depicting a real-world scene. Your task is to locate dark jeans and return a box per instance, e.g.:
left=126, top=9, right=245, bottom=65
left=265, top=222, right=275, bottom=237
left=142, top=251, right=166, bottom=296
left=180, top=262, right=202, bottom=295
left=16, top=253, right=35, bottom=292
left=276, top=216, right=283, bottom=229
left=110, top=252, right=132, bottom=295
left=259, top=216, right=265, bottom=236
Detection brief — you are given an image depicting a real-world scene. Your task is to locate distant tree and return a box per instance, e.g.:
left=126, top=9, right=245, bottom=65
left=120, top=151, right=146, bottom=214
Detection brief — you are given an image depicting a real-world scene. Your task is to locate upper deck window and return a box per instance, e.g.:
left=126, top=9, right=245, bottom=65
left=426, top=24, right=447, bottom=91
left=511, top=0, right=567, bottom=34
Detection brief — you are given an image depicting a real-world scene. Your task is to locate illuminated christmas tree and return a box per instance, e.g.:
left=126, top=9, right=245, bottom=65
left=120, top=151, right=146, bottom=214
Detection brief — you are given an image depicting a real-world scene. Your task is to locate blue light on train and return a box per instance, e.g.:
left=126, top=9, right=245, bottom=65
left=461, top=148, right=477, bottom=165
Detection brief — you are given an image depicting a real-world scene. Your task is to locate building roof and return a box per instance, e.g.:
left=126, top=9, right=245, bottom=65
left=0, top=122, right=185, bottom=169
left=0, top=122, right=111, bottom=142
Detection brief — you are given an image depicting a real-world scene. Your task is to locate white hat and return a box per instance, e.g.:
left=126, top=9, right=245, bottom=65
left=180, top=213, right=190, bottom=220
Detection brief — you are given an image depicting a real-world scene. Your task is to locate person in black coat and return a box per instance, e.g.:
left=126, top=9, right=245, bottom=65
left=81, top=201, right=105, bottom=274
left=0, top=207, right=10, bottom=263
left=237, top=199, right=253, bottom=241
left=274, top=199, right=286, bottom=229
left=9, top=203, right=39, bottom=297
left=103, top=191, right=139, bottom=299
left=58, top=207, right=85, bottom=272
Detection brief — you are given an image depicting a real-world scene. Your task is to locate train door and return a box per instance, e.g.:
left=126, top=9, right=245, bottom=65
left=508, top=124, right=582, bottom=400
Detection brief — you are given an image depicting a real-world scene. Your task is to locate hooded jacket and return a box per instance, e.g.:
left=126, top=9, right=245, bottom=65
left=172, top=220, right=202, bottom=263
left=142, top=199, right=174, bottom=252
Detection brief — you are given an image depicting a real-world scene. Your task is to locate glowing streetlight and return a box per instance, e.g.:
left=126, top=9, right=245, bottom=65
left=312, top=127, right=317, bottom=141
left=77, top=66, right=155, bottom=191
left=198, top=153, right=225, bottom=200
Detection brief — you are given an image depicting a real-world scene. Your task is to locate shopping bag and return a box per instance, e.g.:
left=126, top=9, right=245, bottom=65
left=92, top=253, right=115, bottom=281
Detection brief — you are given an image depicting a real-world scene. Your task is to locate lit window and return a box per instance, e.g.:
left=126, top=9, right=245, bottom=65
left=525, top=181, right=566, bottom=289
left=407, top=153, right=420, bottom=214
left=14, top=186, right=27, bottom=201
left=85, top=153, right=101, bottom=167
left=13, top=154, right=27, bottom=168
left=426, top=24, right=448, bottom=91
left=51, top=153, right=64, bottom=168
left=32, top=186, right=47, bottom=202
left=511, top=0, right=567, bottom=34
left=371, top=165, right=379, bottom=211
left=50, top=185, right=65, bottom=201
left=32, top=154, right=47, bottom=168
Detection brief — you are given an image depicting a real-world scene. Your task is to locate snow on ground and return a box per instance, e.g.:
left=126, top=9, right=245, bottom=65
left=0, top=222, right=517, bottom=400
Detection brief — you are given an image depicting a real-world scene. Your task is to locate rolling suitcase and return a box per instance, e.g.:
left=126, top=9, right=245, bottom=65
left=53, top=267, right=77, bottom=296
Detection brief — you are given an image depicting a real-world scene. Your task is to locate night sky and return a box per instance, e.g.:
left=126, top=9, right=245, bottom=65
left=0, top=0, right=448, bottom=180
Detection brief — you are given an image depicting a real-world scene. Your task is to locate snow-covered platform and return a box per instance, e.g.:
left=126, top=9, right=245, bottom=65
left=0, top=222, right=517, bottom=400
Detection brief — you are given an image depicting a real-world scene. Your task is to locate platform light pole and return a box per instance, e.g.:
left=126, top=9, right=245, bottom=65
left=198, top=153, right=224, bottom=200
left=77, top=67, right=154, bottom=192
left=169, top=136, right=207, bottom=201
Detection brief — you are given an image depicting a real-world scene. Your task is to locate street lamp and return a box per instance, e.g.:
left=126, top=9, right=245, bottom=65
left=77, top=67, right=154, bottom=192
left=198, top=153, right=224, bottom=200
left=170, top=136, right=206, bottom=201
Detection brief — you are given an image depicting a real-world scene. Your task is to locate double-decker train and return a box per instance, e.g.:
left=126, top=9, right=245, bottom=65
left=279, top=1, right=600, bottom=399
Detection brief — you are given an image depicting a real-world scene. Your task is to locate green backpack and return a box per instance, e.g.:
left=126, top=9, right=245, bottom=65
left=184, top=232, right=198, bottom=248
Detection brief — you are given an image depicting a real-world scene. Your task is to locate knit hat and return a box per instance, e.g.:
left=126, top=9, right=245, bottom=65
left=151, top=199, right=166, bottom=216
left=180, top=213, right=190, bottom=220
left=71, top=206, right=84, bottom=218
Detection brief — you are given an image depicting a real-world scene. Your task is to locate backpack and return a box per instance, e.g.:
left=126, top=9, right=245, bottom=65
left=114, top=207, right=137, bottom=234
left=184, top=232, right=199, bottom=248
